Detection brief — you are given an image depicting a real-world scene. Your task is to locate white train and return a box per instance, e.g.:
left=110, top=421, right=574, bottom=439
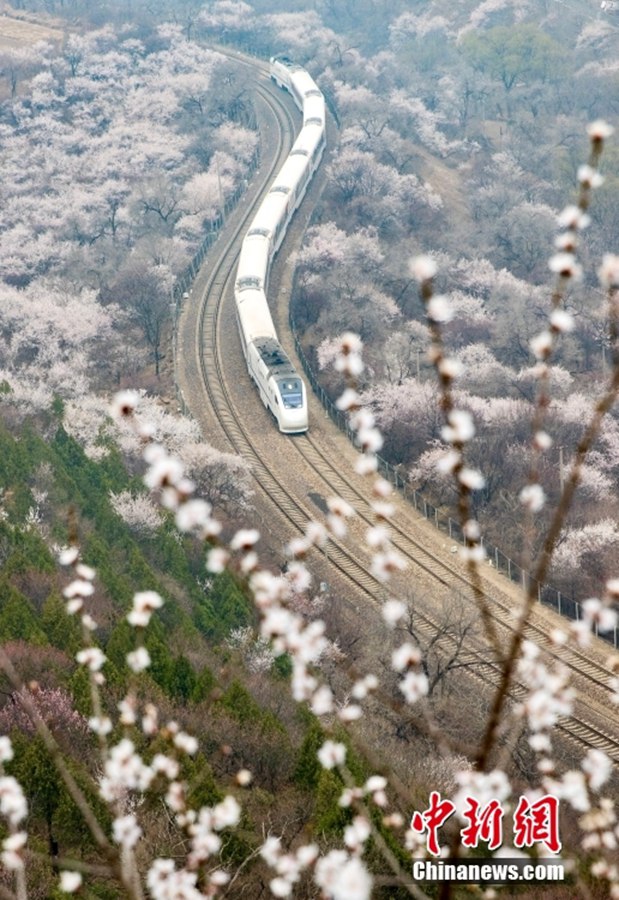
left=233, top=56, right=326, bottom=434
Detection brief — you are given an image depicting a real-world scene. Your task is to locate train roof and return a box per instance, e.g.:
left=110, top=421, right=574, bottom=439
left=237, top=290, right=277, bottom=343
left=291, top=127, right=323, bottom=157
left=254, top=337, right=298, bottom=378
left=236, top=237, right=269, bottom=289
left=270, top=55, right=299, bottom=69
left=248, top=189, right=290, bottom=236
left=274, top=153, right=311, bottom=189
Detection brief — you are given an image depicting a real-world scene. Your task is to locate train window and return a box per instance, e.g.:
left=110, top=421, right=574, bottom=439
left=237, top=276, right=260, bottom=290
left=270, top=185, right=290, bottom=194
left=279, top=380, right=303, bottom=409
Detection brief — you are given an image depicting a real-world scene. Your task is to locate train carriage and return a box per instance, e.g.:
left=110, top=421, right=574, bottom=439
left=236, top=232, right=271, bottom=294
left=235, top=287, right=277, bottom=353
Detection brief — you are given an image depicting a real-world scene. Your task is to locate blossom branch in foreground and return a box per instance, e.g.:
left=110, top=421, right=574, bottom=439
left=521, top=120, right=610, bottom=574
left=476, top=123, right=619, bottom=775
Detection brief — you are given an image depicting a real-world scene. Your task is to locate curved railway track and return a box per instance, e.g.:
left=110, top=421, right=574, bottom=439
left=176, top=51, right=619, bottom=767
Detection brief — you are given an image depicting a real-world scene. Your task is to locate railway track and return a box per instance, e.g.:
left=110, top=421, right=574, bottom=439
left=300, top=433, right=618, bottom=689
left=176, top=51, right=619, bottom=768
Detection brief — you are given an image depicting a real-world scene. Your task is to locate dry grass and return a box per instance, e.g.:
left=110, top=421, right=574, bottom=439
left=0, top=4, right=64, bottom=50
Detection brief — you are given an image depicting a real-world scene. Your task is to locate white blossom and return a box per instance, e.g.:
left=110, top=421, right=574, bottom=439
left=458, top=467, right=485, bottom=491
left=206, top=547, right=230, bottom=573
left=88, top=716, right=113, bottom=736
left=606, top=578, right=619, bottom=598
left=382, top=599, right=407, bottom=627
left=534, top=431, right=553, bottom=450
left=118, top=696, right=137, bottom=726
left=530, top=331, right=553, bottom=360
left=63, top=579, right=95, bottom=599
left=557, top=205, right=591, bottom=230
left=270, top=877, right=292, bottom=897
left=314, top=850, right=373, bottom=900
left=1, top=831, right=27, bottom=871
left=127, top=590, right=164, bottom=627
left=365, top=775, right=387, bottom=793
left=76, top=647, right=106, bottom=672
left=549, top=253, right=582, bottom=280
left=260, top=836, right=282, bottom=866
left=152, top=754, right=180, bottom=780
left=174, top=732, right=199, bottom=755
left=58, top=546, right=80, bottom=566
left=59, top=871, right=83, bottom=893
left=587, top=119, right=614, bottom=141
left=0, top=737, right=14, bottom=763
left=409, top=255, right=437, bottom=281
left=317, top=741, right=346, bottom=769
left=550, top=309, right=575, bottom=333
left=336, top=388, right=361, bottom=411
left=144, top=455, right=185, bottom=491
left=598, top=254, right=619, bottom=289
left=427, top=294, right=453, bottom=323
left=344, top=816, right=371, bottom=850
left=577, top=164, right=604, bottom=189
left=441, top=409, right=475, bottom=444
left=582, top=749, right=612, bottom=791
left=338, top=704, right=363, bottom=722
left=519, top=484, right=546, bottom=513
left=175, top=498, right=212, bottom=532
left=113, top=813, right=142, bottom=848
left=230, top=528, right=261, bottom=551
left=126, top=647, right=151, bottom=673
left=544, top=770, right=590, bottom=812
left=392, top=643, right=421, bottom=672
left=0, top=776, right=28, bottom=826
left=436, top=450, right=461, bottom=474
left=583, top=597, right=617, bottom=632
left=370, top=549, right=406, bottom=581
left=399, top=671, right=429, bottom=704
left=76, top=563, right=96, bottom=581
left=111, top=390, right=140, bottom=419
left=311, top=685, right=335, bottom=715
left=212, top=795, right=241, bottom=829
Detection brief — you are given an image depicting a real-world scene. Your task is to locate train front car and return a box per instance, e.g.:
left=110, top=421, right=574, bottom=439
left=251, top=337, right=308, bottom=434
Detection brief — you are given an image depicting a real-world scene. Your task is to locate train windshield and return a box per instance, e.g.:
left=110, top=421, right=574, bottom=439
left=279, top=379, right=303, bottom=409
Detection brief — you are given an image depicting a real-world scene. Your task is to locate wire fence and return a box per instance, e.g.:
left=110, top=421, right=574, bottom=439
left=290, top=320, right=618, bottom=649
